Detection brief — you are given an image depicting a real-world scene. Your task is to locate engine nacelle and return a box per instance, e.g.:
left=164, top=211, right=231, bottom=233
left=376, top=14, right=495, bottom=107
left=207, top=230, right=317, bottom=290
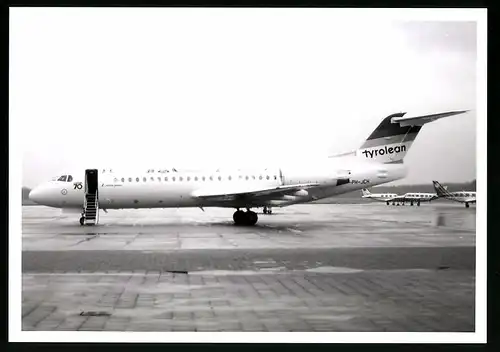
left=336, top=178, right=350, bottom=186
left=293, top=189, right=309, bottom=197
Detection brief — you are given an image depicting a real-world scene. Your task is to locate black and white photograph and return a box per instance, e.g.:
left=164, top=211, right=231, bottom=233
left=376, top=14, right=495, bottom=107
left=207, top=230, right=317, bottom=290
left=10, top=7, right=486, bottom=343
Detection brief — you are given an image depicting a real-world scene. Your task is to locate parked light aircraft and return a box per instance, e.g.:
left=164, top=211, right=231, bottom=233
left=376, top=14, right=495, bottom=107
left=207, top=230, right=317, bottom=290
left=432, top=180, right=476, bottom=208
left=361, top=188, right=437, bottom=206
left=29, top=110, right=468, bottom=226
left=361, top=189, right=399, bottom=203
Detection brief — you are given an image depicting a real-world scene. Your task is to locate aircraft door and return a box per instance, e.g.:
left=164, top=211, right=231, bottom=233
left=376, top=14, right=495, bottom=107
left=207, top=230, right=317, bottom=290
left=85, top=169, right=98, bottom=195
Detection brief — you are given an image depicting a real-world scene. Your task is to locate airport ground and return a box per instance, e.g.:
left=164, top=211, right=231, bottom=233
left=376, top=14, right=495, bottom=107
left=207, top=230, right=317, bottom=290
left=21, top=201, right=476, bottom=332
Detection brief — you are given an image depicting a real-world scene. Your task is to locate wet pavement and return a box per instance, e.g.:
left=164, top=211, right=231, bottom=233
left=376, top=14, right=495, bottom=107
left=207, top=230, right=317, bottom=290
left=21, top=203, right=476, bottom=332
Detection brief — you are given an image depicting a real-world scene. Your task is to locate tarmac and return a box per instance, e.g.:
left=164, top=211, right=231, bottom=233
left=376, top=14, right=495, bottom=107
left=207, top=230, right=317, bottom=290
left=21, top=202, right=476, bottom=332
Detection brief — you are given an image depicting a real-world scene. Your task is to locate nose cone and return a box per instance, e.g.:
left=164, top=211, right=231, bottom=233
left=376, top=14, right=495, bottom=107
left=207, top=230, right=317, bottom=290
left=28, top=187, right=42, bottom=204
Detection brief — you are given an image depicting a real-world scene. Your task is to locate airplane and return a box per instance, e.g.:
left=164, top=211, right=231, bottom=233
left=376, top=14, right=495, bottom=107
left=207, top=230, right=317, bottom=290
left=361, top=188, right=400, bottom=204
left=361, top=188, right=437, bottom=206
left=398, top=192, right=438, bottom=206
left=432, top=180, right=476, bottom=208
left=28, top=110, right=469, bottom=226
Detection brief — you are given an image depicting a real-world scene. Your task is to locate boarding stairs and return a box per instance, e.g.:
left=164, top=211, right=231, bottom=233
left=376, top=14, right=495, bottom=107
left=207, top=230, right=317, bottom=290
left=82, top=191, right=99, bottom=225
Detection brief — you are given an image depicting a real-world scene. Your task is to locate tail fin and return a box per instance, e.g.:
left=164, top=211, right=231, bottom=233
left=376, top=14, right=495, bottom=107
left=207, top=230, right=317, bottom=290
left=361, top=188, right=371, bottom=197
left=432, top=180, right=452, bottom=197
left=356, top=110, right=469, bottom=164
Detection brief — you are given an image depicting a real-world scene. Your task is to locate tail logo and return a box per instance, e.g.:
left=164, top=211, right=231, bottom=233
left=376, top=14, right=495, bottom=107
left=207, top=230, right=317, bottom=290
left=362, top=144, right=407, bottom=159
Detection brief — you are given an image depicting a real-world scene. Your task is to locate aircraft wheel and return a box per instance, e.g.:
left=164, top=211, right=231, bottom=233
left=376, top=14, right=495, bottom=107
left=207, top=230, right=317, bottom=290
left=410, top=202, right=414, bottom=206
left=246, top=211, right=258, bottom=225
left=268, top=208, right=272, bottom=214
left=417, top=202, right=421, bottom=206
left=386, top=201, right=389, bottom=206
left=465, top=202, right=469, bottom=208
left=233, top=210, right=246, bottom=225
left=79, top=217, right=85, bottom=226
left=263, top=207, right=268, bottom=214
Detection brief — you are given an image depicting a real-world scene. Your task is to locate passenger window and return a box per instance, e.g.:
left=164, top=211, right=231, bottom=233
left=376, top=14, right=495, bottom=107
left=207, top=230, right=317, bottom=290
left=195, top=176, right=198, bottom=181
left=274, top=175, right=277, bottom=180
left=259, top=176, right=262, bottom=180
left=172, top=177, right=176, bottom=181
left=158, top=177, right=161, bottom=182
left=121, top=178, right=125, bottom=182
left=252, top=176, right=256, bottom=180
left=165, top=177, right=168, bottom=181
left=266, top=176, right=270, bottom=180
left=187, top=176, right=191, bottom=181
left=128, top=178, right=132, bottom=182
left=228, top=176, right=232, bottom=181
left=239, top=175, right=242, bottom=179
left=245, top=176, right=249, bottom=180
left=202, top=176, right=205, bottom=181
left=218, top=176, right=222, bottom=181
left=179, top=177, right=183, bottom=181
left=150, top=177, right=154, bottom=181
left=210, top=176, right=213, bottom=181
left=136, top=177, right=140, bottom=182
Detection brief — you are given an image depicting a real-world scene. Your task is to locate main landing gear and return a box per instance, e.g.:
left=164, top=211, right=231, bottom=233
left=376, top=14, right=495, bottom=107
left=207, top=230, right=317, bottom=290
left=465, top=202, right=470, bottom=208
left=233, top=209, right=258, bottom=226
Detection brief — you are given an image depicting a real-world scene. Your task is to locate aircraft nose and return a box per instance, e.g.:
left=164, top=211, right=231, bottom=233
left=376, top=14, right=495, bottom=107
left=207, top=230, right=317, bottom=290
left=28, top=187, right=42, bottom=204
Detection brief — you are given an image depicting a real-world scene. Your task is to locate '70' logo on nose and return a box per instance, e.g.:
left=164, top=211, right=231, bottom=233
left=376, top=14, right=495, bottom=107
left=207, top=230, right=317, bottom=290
left=73, top=182, right=83, bottom=190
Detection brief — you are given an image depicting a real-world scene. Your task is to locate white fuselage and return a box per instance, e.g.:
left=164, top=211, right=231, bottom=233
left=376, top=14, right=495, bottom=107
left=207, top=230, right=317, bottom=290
left=401, top=192, right=438, bottom=202
left=29, top=156, right=408, bottom=210
left=363, top=193, right=399, bottom=202
left=441, top=191, right=477, bottom=204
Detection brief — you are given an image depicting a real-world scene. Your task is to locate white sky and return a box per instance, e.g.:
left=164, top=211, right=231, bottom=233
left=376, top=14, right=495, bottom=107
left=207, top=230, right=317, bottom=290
left=10, top=8, right=480, bottom=188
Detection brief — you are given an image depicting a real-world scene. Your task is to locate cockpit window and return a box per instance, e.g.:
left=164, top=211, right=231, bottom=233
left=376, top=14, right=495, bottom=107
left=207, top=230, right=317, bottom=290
left=57, top=175, right=67, bottom=182
left=67, top=175, right=73, bottom=182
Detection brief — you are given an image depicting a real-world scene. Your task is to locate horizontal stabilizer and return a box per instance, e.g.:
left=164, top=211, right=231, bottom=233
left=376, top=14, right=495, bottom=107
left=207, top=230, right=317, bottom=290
left=391, top=110, right=469, bottom=127
left=355, top=109, right=470, bottom=164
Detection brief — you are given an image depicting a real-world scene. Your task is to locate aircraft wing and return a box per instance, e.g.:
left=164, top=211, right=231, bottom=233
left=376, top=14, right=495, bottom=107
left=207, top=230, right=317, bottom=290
left=191, top=183, right=320, bottom=201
